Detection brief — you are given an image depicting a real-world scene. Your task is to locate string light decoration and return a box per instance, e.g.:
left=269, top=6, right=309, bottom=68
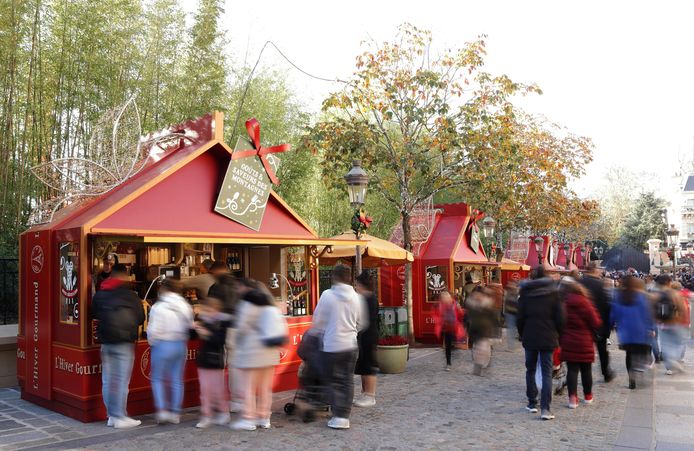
left=28, top=96, right=197, bottom=225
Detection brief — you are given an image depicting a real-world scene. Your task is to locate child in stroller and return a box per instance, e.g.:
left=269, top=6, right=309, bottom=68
left=284, top=330, right=330, bottom=422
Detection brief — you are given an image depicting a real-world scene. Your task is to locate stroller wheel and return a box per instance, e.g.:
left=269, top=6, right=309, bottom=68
left=302, top=410, right=315, bottom=423
left=284, top=403, right=296, bottom=415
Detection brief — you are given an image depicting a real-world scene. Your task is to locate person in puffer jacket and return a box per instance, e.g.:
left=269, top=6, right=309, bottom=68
left=147, top=278, right=193, bottom=425
left=558, top=279, right=602, bottom=409
left=517, top=266, right=565, bottom=420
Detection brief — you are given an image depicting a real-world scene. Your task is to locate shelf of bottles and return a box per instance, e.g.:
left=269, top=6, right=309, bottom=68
left=287, top=296, right=308, bottom=317
left=225, top=248, right=242, bottom=273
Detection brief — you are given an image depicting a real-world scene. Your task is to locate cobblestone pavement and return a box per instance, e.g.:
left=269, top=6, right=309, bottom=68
left=0, top=336, right=645, bottom=451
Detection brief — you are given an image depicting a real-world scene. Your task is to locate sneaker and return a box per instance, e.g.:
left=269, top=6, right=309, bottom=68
left=213, top=412, right=230, bottom=425
left=666, top=369, right=674, bottom=375
left=231, top=418, right=257, bottom=431
left=168, top=413, right=180, bottom=425
left=256, top=418, right=271, bottom=429
left=229, top=401, right=243, bottom=413
left=196, top=417, right=213, bottom=429
left=112, top=416, right=141, bottom=429
left=106, top=417, right=113, bottom=427
left=540, top=409, right=555, bottom=420
left=568, top=395, right=579, bottom=409
left=445, top=365, right=451, bottom=372
left=525, top=404, right=538, bottom=413
left=327, top=417, right=350, bottom=429
left=353, top=394, right=376, bottom=408
left=155, top=410, right=171, bottom=424
left=583, top=394, right=594, bottom=405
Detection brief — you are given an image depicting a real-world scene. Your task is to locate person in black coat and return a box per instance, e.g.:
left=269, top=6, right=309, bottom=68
left=517, top=266, right=565, bottom=420
left=91, top=264, right=145, bottom=429
left=353, top=271, right=379, bottom=408
left=191, top=297, right=233, bottom=428
left=580, top=262, right=615, bottom=382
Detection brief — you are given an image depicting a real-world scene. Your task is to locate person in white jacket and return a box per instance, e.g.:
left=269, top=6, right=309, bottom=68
left=146, top=278, right=193, bottom=424
left=311, top=264, right=367, bottom=430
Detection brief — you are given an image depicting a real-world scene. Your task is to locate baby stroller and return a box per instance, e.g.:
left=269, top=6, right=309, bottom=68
left=534, top=348, right=567, bottom=396
left=552, top=348, right=567, bottom=396
left=283, top=331, right=330, bottom=422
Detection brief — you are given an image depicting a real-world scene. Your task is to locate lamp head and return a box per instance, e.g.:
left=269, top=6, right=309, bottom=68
left=344, top=160, right=369, bottom=209
left=481, top=216, right=496, bottom=238
left=269, top=273, right=279, bottom=290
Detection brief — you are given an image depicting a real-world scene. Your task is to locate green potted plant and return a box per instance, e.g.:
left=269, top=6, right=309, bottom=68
left=376, top=335, right=409, bottom=374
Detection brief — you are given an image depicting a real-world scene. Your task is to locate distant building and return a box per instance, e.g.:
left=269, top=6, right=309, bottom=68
left=681, top=175, right=694, bottom=243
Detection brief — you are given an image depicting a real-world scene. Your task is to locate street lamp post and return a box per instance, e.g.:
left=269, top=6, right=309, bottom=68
left=666, top=224, right=680, bottom=274
left=345, top=160, right=369, bottom=276
left=534, top=236, right=545, bottom=266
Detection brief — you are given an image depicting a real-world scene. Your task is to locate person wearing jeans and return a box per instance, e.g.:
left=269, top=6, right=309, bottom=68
left=524, top=350, right=554, bottom=412
left=517, top=266, right=565, bottom=420
left=147, top=278, right=193, bottom=425
left=101, top=342, right=136, bottom=421
left=311, top=264, right=366, bottom=430
left=92, top=264, right=145, bottom=429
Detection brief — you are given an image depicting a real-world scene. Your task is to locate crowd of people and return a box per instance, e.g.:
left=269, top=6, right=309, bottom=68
left=502, top=263, right=691, bottom=420
left=90, top=249, right=691, bottom=430
left=92, top=258, right=377, bottom=431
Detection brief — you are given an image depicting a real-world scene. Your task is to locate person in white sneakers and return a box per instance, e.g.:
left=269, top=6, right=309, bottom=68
left=353, top=271, right=379, bottom=408
left=147, top=278, right=193, bottom=425
left=92, top=264, right=145, bottom=429
left=312, top=265, right=367, bottom=429
left=192, top=297, right=233, bottom=429
left=231, top=282, right=286, bottom=431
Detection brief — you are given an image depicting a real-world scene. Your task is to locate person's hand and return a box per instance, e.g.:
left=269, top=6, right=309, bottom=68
left=194, top=322, right=210, bottom=338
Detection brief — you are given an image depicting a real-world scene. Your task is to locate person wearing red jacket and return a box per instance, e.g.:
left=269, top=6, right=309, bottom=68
left=433, top=291, right=465, bottom=371
left=559, top=279, right=602, bottom=409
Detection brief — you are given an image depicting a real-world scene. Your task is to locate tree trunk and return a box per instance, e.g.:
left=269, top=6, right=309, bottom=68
left=401, top=210, right=415, bottom=345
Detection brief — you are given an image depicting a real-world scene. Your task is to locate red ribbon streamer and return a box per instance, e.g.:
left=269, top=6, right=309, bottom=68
left=231, top=118, right=290, bottom=185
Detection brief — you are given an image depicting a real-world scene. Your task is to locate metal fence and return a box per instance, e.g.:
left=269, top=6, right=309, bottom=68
left=0, top=258, right=19, bottom=325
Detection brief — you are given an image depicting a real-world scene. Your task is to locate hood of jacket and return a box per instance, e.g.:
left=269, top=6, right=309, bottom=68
left=521, top=277, right=555, bottom=296
left=332, top=282, right=357, bottom=299
left=100, top=278, right=124, bottom=291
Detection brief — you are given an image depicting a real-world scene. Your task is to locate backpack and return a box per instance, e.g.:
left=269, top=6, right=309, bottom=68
left=102, top=302, right=138, bottom=342
left=655, top=291, right=677, bottom=321
left=257, top=306, right=289, bottom=347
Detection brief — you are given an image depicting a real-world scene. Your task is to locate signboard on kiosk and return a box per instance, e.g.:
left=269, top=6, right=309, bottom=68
left=215, top=118, right=289, bottom=230
left=23, top=231, right=52, bottom=400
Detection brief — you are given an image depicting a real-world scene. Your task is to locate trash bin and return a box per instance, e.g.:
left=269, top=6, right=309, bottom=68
left=395, top=307, right=408, bottom=337
left=379, top=307, right=398, bottom=337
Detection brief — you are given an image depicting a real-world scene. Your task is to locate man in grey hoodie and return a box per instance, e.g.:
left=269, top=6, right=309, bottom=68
left=312, top=264, right=367, bottom=429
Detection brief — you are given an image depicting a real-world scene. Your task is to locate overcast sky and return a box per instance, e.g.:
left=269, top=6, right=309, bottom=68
left=182, top=0, right=694, bottom=196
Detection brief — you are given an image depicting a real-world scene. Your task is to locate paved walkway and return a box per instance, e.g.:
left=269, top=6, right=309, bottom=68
left=0, top=338, right=692, bottom=450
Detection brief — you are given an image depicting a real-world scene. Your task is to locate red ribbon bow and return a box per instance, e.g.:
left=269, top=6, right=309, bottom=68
left=468, top=209, right=485, bottom=232
left=231, top=118, right=290, bottom=185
